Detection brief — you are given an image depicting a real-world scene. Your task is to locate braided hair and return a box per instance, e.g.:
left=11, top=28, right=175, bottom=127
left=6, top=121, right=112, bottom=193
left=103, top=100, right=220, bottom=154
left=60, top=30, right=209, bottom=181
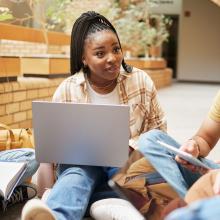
left=70, top=11, right=132, bottom=75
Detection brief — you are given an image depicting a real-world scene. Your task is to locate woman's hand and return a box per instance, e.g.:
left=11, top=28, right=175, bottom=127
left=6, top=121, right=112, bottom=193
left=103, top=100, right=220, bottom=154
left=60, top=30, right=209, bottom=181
left=175, top=139, right=208, bottom=174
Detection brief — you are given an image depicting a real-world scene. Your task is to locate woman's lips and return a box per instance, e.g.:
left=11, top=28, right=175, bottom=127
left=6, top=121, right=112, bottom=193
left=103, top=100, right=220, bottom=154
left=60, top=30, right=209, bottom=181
left=106, top=65, right=120, bottom=73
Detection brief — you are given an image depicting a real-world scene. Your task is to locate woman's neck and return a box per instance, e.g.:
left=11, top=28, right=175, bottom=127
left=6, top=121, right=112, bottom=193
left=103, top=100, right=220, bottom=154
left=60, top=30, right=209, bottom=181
left=87, top=77, right=117, bottom=94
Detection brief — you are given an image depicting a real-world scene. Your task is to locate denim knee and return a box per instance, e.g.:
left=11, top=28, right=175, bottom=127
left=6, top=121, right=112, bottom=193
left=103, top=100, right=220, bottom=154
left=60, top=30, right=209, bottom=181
left=58, top=165, right=89, bottom=177
left=58, top=165, right=103, bottom=183
left=0, top=148, right=36, bottom=161
left=139, top=129, right=180, bottom=151
left=140, top=129, right=167, bottom=142
left=139, top=129, right=166, bottom=148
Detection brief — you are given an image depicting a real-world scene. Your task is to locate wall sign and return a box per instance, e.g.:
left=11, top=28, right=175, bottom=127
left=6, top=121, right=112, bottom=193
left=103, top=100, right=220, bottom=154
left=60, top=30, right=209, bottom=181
left=149, top=0, right=182, bottom=15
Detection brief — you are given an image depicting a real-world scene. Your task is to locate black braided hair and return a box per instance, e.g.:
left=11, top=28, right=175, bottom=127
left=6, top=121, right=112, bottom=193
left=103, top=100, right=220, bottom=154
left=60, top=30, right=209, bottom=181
left=70, top=11, right=132, bottom=75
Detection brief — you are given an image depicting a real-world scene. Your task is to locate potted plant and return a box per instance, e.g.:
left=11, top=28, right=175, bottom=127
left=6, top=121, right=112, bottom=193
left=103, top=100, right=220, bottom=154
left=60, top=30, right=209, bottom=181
left=104, top=0, right=172, bottom=58
left=109, top=0, right=150, bottom=57
left=0, top=6, right=13, bottom=21
left=146, top=14, right=172, bottom=58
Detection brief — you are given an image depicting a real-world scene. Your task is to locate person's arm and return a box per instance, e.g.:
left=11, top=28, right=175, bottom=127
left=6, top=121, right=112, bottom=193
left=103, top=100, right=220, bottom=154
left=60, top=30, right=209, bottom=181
left=146, top=85, right=167, bottom=132
left=176, top=117, right=220, bottom=171
left=176, top=90, right=220, bottom=171
left=129, top=72, right=166, bottom=150
left=191, top=117, right=220, bottom=157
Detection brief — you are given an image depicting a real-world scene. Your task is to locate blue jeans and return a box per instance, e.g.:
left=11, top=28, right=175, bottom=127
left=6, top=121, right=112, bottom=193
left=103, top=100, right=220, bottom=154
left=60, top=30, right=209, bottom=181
left=46, top=165, right=119, bottom=220
left=166, top=196, right=220, bottom=220
left=0, top=148, right=39, bottom=185
left=138, top=129, right=220, bottom=198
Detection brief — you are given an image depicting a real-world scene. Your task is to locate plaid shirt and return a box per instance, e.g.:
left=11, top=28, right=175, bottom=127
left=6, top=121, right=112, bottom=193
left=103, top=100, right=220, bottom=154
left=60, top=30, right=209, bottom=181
left=53, top=67, right=167, bottom=149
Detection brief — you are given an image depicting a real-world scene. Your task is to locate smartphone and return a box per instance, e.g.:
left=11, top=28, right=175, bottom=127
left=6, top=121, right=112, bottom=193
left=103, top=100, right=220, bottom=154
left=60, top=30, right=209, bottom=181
left=157, top=140, right=211, bottom=169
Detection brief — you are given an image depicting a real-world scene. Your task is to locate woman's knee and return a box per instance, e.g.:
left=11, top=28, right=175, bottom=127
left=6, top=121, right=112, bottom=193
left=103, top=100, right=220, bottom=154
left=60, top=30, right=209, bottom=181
left=0, top=148, right=35, bottom=161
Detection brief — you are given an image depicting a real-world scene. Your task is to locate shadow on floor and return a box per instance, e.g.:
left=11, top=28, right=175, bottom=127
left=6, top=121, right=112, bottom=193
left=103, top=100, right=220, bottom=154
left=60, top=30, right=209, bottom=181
left=0, top=203, right=23, bottom=220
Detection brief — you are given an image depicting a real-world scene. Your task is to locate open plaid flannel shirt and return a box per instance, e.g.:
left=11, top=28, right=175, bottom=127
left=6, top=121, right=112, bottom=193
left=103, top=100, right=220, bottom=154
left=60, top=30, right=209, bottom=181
left=53, top=67, right=167, bottom=149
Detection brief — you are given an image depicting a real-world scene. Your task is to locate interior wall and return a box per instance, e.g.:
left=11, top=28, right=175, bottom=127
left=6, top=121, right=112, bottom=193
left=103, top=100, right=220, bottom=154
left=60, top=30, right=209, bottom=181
left=178, top=0, right=220, bottom=82
left=149, top=0, right=182, bottom=14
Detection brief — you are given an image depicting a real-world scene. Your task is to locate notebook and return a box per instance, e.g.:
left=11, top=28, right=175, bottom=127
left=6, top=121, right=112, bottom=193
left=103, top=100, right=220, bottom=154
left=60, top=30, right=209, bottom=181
left=32, top=101, right=130, bottom=167
left=0, top=161, right=27, bottom=201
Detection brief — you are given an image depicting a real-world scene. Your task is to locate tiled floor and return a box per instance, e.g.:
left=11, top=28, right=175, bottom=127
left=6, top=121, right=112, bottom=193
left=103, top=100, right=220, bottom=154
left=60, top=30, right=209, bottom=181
left=1, top=82, right=219, bottom=219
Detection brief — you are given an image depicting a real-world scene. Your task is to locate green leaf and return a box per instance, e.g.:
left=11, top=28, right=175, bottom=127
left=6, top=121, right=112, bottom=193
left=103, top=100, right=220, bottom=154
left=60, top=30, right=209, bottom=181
left=0, top=13, right=13, bottom=21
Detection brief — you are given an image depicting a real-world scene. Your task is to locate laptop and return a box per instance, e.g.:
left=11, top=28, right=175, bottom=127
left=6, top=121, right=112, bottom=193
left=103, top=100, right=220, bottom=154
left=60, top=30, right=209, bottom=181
left=32, top=101, right=130, bottom=167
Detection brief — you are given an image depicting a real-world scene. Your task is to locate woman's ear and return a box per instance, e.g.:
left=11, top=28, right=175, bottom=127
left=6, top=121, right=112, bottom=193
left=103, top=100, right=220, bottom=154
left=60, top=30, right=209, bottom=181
left=82, top=56, right=86, bottom=66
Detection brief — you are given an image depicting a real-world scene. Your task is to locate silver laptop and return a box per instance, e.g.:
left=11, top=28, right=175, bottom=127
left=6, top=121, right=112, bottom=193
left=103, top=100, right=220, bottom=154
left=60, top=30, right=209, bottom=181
left=32, top=101, right=130, bottom=167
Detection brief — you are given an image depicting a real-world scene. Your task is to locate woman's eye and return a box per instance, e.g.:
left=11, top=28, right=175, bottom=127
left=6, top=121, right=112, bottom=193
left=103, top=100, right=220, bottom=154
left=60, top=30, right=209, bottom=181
left=96, top=51, right=104, bottom=57
left=113, top=47, right=121, bottom=53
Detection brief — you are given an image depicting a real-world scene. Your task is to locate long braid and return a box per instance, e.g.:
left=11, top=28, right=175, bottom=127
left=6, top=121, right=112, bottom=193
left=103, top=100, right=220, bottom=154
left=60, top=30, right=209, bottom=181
left=70, top=11, right=132, bottom=75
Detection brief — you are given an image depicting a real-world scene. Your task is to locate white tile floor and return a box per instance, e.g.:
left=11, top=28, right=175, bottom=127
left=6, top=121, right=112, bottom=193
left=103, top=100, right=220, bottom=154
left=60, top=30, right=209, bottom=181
left=1, top=82, right=220, bottom=220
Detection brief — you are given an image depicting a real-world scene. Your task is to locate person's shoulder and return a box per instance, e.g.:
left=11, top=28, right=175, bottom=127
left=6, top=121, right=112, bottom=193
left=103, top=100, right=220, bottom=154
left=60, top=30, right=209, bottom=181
left=131, top=67, right=151, bottom=77
left=55, top=72, right=85, bottom=93
left=61, top=72, right=85, bottom=85
left=53, top=72, right=85, bottom=102
left=129, top=67, right=153, bottom=84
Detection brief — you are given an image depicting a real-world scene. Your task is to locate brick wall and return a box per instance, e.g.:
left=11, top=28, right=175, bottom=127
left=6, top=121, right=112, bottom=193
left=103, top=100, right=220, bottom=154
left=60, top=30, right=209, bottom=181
left=0, top=69, right=172, bottom=129
left=0, top=77, right=64, bottom=128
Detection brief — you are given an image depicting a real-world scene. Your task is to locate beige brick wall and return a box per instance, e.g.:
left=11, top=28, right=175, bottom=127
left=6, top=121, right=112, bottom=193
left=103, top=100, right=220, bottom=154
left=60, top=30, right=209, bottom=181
left=0, top=69, right=172, bottom=129
left=0, top=77, right=64, bottom=128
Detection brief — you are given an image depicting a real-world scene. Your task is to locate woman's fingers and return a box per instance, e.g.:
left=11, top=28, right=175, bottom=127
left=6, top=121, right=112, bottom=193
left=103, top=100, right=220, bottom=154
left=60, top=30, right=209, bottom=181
left=175, top=155, right=208, bottom=174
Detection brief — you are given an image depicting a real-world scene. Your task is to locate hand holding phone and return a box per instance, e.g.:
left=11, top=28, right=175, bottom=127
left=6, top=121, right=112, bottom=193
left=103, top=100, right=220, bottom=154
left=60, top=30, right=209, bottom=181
left=157, top=140, right=211, bottom=169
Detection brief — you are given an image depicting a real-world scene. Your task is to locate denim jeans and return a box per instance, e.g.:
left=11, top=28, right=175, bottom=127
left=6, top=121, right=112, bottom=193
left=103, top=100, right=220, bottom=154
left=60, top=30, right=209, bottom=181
left=138, top=129, right=220, bottom=198
left=46, top=165, right=119, bottom=220
left=0, top=148, right=39, bottom=185
left=166, top=196, right=220, bottom=220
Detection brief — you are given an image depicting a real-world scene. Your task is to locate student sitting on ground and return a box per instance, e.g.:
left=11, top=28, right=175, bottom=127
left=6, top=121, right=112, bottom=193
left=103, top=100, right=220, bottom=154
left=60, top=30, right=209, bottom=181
left=21, top=11, right=166, bottom=220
